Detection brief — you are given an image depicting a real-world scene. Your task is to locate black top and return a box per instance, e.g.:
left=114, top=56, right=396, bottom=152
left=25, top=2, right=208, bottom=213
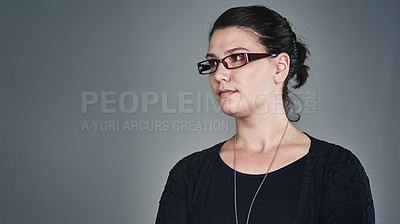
left=156, top=134, right=375, bottom=224
left=204, top=153, right=307, bottom=224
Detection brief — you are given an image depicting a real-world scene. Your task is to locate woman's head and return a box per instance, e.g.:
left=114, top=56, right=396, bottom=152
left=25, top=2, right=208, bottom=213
left=206, top=5, right=309, bottom=121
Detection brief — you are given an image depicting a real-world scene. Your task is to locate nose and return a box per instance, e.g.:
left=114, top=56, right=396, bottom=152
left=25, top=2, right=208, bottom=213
left=213, top=63, right=231, bottom=82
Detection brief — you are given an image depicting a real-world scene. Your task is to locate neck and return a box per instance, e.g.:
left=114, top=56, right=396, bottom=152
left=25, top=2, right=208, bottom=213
left=234, top=110, right=290, bottom=153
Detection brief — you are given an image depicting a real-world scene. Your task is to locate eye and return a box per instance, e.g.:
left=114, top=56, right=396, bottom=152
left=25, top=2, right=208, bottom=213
left=229, top=53, right=244, bottom=62
left=208, top=59, right=217, bottom=68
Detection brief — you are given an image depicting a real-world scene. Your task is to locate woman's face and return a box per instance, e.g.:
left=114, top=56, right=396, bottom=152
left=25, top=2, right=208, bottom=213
left=207, top=26, right=279, bottom=117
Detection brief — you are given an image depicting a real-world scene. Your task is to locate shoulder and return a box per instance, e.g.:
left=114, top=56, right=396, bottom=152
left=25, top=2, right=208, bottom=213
left=306, top=135, right=375, bottom=222
left=307, top=134, right=366, bottom=173
left=306, top=133, right=371, bottom=195
left=169, top=141, right=226, bottom=176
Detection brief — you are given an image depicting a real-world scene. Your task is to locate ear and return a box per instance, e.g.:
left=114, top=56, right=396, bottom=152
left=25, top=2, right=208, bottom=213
left=274, top=53, right=290, bottom=84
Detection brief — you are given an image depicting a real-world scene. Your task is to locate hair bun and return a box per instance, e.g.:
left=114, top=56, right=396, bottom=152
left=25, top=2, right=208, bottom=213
left=291, top=41, right=309, bottom=89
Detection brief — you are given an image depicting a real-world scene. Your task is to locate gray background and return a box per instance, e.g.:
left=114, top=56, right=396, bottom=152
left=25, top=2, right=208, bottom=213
left=1, top=0, right=399, bottom=223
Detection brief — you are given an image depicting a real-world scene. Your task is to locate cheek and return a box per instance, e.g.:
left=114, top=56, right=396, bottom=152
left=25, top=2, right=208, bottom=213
left=208, top=75, right=215, bottom=89
left=236, top=69, right=275, bottom=100
left=208, top=75, right=219, bottom=96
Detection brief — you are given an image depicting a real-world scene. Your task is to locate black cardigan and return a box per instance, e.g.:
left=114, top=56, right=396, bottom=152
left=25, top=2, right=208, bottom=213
left=156, top=134, right=375, bottom=223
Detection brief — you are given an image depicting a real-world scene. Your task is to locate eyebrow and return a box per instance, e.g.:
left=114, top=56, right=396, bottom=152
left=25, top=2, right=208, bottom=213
left=206, top=47, right=249, bottom=58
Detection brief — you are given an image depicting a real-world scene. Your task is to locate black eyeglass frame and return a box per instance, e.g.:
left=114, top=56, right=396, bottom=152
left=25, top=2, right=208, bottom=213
left=197, top=52, right=277, bottom=75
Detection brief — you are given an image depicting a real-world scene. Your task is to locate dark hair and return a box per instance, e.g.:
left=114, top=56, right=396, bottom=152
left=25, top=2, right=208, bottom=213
left=209, top=5, right=310, bottom=122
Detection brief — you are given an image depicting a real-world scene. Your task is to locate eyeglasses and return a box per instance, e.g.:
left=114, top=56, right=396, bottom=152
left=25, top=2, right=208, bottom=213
left=197, top=52, right=277, bottom=75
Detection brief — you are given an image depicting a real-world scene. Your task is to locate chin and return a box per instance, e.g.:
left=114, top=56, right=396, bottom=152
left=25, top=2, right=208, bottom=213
left=219, top=101, right=247, bottom=117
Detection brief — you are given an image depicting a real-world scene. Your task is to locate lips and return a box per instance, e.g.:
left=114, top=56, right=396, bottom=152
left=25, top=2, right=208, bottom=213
left=218, top=89, right=238, bottom=98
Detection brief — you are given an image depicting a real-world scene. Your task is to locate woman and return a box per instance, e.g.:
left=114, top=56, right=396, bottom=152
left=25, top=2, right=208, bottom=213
left=156, top=5, right=374, bottom=224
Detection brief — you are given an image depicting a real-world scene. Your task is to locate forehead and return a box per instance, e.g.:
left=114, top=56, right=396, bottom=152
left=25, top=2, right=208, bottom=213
left=208, top=26, right=265, bottom=57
